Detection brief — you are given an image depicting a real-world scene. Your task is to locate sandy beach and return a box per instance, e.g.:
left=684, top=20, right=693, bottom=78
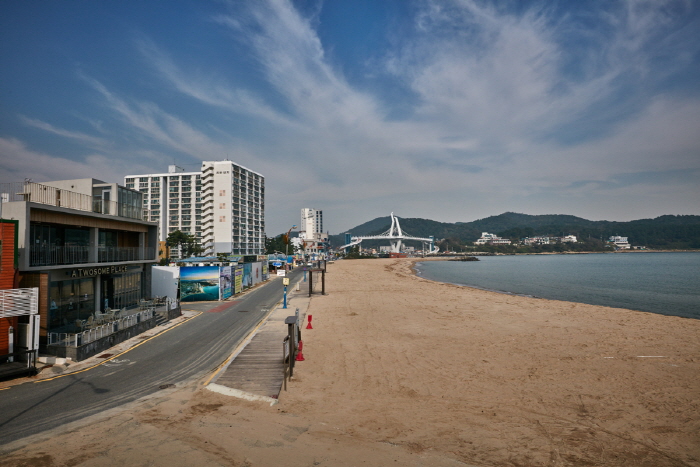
left=2, top=258, right=699, bottom=466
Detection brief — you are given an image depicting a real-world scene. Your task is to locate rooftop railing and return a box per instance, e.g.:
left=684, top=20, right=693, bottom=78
left=0, top=181, right=149, bottom=221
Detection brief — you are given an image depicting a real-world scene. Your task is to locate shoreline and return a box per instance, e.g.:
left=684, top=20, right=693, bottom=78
left=412, top=254, right=699, bottom=320
left=432, top=249, right=700, bottom=256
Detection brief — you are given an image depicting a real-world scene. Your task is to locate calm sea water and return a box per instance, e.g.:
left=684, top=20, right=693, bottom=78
left=415, top=252, right=700, bottom=319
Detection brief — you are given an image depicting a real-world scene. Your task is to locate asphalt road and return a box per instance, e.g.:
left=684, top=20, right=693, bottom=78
left=0, top=269, right=302, bottom=447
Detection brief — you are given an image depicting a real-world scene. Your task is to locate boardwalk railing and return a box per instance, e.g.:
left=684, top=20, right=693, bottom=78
left=48, top=308, right=155, bottom=347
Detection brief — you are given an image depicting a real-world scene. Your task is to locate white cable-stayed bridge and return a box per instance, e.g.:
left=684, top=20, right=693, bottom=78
left=339, top=213, right=439, bottom=255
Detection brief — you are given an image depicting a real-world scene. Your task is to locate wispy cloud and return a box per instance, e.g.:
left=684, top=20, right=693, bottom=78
left=19, top=116, right=108, bottom=148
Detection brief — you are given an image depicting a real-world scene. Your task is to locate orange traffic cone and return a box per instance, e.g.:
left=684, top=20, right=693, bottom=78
left=306, top=314, right=313, bottom=329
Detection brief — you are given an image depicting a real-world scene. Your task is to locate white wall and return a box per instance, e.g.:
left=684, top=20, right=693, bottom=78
left=152, top=266, right=180, bottom=299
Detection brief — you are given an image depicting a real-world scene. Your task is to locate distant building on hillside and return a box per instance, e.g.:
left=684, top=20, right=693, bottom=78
left=474, top=232, right=511, bottom=246
left=523, top=235, right=577, bottom=245
left=609, top=236, right=631, bottom=249
left=523, top=236, right=551, bottom=245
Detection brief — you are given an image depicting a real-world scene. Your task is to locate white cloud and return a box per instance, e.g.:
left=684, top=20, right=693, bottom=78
left=6, top=0, right=697, bottom=232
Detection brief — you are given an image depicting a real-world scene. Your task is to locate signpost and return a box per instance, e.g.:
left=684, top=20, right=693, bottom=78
left=283, top=277, right=290, bottom=309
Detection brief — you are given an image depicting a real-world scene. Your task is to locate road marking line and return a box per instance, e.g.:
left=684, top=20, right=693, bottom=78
left=34, top=312, right=204, bottom=383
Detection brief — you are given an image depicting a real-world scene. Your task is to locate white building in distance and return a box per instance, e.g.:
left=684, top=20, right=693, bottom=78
left=474, top=232, right=511, bottom=245
left=609, top=236, right=631, bottom=249
left=297, top=208, right=327, bottom=257
left=125, top=161, right=265, bottom=258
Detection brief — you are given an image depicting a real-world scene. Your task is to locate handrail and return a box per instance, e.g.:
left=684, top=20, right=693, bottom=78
left=0, top=181, right=150, bottom=221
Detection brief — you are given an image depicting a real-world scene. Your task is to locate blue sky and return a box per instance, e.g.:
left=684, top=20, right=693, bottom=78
left=1, top=0, right=699, bottom=235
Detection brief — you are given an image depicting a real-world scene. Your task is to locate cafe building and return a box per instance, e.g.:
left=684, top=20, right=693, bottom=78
left=0, top=178, right=158, bottom=348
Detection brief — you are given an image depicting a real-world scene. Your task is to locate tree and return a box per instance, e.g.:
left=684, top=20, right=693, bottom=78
left=166, top=230, right=204, bottom=258
left=265, top=234, right=295, bottom=255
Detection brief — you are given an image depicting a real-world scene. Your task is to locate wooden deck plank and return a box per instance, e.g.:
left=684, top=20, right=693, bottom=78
left=212, top=307, right=293, bottom=398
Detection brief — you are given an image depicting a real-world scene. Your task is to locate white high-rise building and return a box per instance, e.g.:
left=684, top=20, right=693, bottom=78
left=125, top=165, right=202, bottom=259
left=125, top=161, right=265, bottom=258
left=298, top=208, right=327, bottom=257
left=201, top=160, right=265, bottom=256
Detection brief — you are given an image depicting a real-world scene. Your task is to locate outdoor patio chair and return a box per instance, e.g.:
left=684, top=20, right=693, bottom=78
left=86, top=316, right=94, bottom=329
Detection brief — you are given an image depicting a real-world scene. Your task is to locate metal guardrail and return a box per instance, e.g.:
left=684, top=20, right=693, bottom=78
left=48, top=308, right=155, bottom=347
left=0, top=181, right=149, bottom=221
left=29, top=245, right=156, bottom=266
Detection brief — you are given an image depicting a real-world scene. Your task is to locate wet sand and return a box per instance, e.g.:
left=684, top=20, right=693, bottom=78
left=2, top=258, right=699, bottom=466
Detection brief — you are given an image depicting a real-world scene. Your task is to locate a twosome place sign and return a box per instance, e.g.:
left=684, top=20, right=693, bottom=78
left=70, top=265, right=129, bottom=278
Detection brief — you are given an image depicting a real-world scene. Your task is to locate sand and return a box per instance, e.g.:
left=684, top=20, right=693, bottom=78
left=2, top=258, right=699, bottom=466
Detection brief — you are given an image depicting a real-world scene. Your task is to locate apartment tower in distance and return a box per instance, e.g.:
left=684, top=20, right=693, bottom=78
left=299, top=208, right=328, bottom=258
left=125, top=166, right=202, bottom=260
left=125, top=161, right=264, bottom=259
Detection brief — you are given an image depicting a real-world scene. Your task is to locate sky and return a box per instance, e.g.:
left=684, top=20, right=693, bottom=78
left=1, top=0, right=699, bottom=236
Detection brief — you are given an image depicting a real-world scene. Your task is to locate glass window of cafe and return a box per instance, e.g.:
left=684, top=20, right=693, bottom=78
left=48, top=271, right=142, bottom=331
left=48, top=277, right=95, bottom=331
left=112, top=271, right=142, bottom=310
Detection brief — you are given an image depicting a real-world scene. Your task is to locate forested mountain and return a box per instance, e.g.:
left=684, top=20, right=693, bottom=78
left=329, top=213, right=700, bottom=250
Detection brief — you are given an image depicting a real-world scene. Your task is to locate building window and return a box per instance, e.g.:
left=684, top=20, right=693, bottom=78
left=220, top=216, right=226, bottom=222
left=219, top=203, right=226, bottom=209
left=219, top=190, right=226, bottom=196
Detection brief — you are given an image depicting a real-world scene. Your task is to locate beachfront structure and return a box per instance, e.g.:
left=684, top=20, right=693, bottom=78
left=125, top=165, right=201, bottom=259
left=609, top=236, right=631, bottom=249
left=0, top=178, right=158, bottom=347
left=126, top=161, right=265, bottom=258
left=297, top=208, right=327, bottom=258
left=474, top=232, right=511, bottom=245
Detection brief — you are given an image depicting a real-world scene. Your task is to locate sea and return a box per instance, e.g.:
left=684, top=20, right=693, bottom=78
left=415, top=252, right=700, bottom=320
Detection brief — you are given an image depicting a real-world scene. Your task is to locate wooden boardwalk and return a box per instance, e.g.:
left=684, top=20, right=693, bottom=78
left=211, top=292, right=310, bottom=399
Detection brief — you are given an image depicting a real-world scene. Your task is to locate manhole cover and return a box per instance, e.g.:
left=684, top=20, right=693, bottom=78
left=159, top=384, right=176, bottom=390
left=98, top=354, right=113, bottom=358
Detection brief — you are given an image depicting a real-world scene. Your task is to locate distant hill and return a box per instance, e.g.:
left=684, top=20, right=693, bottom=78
left=329, top=212, right=700, bottom=250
